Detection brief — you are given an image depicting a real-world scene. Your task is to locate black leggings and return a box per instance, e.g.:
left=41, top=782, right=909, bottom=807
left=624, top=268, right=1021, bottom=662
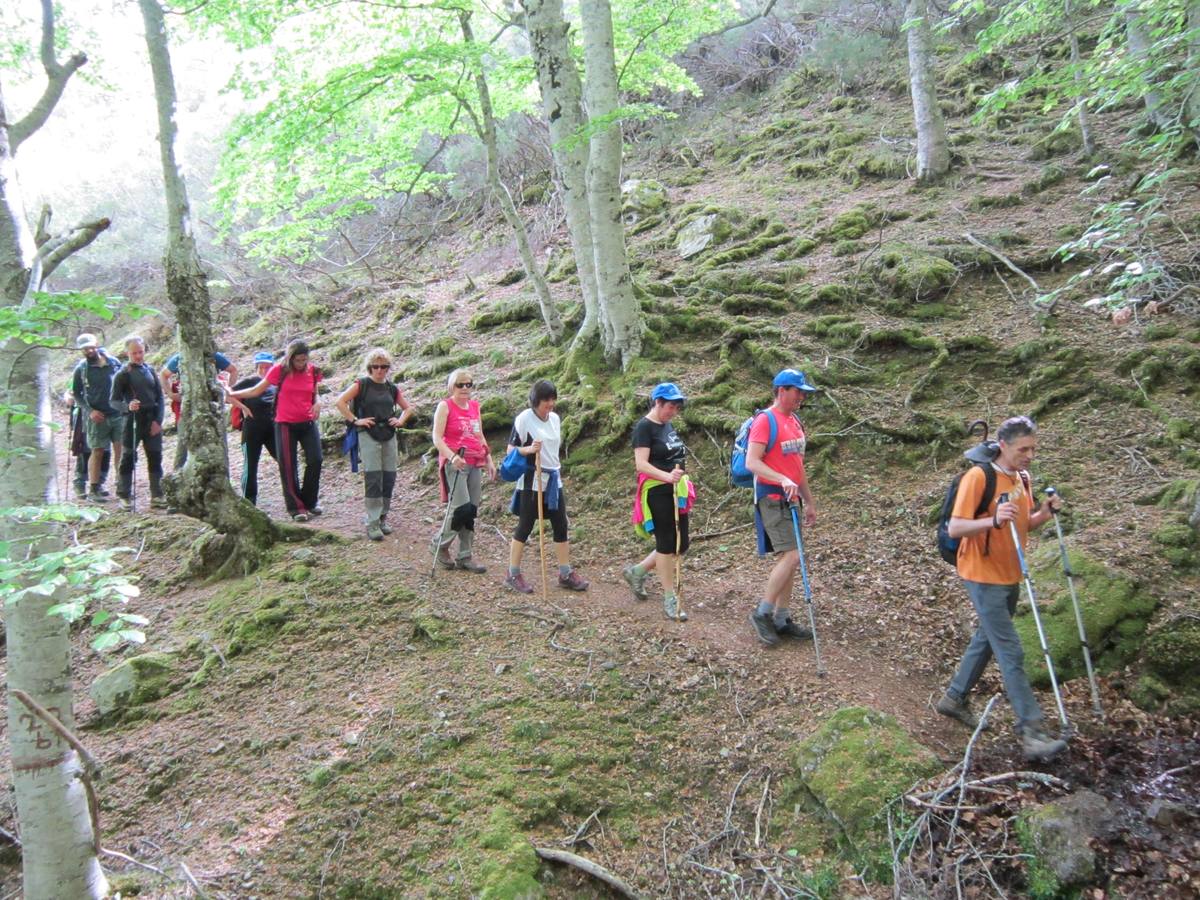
left=647, top=483, right=689, bottom=555
left=514, top=488, right=569, bottom=543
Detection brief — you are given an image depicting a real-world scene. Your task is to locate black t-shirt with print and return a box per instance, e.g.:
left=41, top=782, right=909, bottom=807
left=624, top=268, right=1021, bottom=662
left=631, top=416, right=686, bottom=472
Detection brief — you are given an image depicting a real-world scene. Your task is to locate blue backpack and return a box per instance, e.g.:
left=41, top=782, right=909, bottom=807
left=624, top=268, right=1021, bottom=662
left=730, top=410, right=779, bottom=488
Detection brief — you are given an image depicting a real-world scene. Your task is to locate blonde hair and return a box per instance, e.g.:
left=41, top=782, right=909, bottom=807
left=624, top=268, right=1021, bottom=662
left=446, top=368, right=474, bottom=391
left=363, top=347, right=392, bottom=373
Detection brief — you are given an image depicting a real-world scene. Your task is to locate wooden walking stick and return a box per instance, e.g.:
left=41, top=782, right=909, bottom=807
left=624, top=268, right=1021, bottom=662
left=535, top=452, right=549, bottom=603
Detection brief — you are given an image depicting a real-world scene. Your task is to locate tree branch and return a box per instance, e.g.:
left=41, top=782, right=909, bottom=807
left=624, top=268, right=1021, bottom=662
left=8, top=0, right=88, bottom=150
left=701, top=0, right=779, bottom=39
left=36, top=217, right=112, bottom=284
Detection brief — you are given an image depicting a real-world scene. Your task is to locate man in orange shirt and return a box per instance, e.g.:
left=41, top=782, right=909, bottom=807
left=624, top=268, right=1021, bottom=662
left=936, top=416, right=1067, bottom=761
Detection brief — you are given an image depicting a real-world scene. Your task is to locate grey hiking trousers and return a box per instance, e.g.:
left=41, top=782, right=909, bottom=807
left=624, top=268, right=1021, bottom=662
left=360, top=432, right=397, bottom=526
left=438, top=464, right=482, bottom=561
left=946, top=580, right=1045, bottom=729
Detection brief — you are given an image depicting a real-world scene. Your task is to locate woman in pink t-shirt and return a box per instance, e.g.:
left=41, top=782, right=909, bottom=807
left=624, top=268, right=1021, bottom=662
left=227, top=339, right=324, bottom=521
left=431, top=368, right=496, bottom=572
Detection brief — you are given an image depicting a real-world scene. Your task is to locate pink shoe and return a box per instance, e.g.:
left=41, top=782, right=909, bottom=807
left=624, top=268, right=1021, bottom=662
left=504, top=572, right=534, bottom=594
left=558, top=570, right=589, bottom=591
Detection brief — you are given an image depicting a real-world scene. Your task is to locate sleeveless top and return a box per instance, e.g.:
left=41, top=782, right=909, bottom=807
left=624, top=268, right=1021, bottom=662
left=357, top=378, right=398, bottom=442
left=443, top=398, right=487, bottom=466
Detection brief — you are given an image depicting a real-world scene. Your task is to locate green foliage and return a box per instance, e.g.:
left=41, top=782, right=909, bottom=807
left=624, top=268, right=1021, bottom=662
left=0, top=290, right=155, bottom=348
left=0, top=507, right=144, bottom=652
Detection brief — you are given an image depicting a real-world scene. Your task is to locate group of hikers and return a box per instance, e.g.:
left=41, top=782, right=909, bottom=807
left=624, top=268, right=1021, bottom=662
left=68, top=333, right=1071, bottom=762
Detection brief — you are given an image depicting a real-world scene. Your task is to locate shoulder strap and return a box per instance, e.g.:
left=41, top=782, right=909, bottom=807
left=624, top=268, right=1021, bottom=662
left=974, top=462, right=997, bottom=518
left=764, top=410, right=779, bottom=454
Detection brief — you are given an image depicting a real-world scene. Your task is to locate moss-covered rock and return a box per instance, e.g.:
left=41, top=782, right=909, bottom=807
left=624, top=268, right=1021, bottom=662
left=803, top=315, right=864, bottom=348
left=1014, top=549, right=1158, bottom=687
left=621, top=178, right=668, bottom=222
left=868, top=244, right=958, bottom=302
left=1142, top=618, right=1200, bottom=695
left=470, top=299, right=540, bottom=330
left=475, top=808, right=543, bottom=899
left=837, top=147, right=907, bottom=184
left=824, top=209, right=871, bottom=241
left=1019, top=790, right=1111, bottom=892
left=777, top=707, right=940, bottom=878
left=90, top=652, right=181, bottom=717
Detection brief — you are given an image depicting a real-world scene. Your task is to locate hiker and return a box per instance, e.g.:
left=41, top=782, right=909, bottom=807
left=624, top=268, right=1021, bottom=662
left=431, top=368, right=495, bottom=572
left=502, top=379, right=589, bottom=593
left=65, top=393, right=109, bottom=500
left=109, top=335, right=166, bottom=509
left=936, top=415, right=1068, bottom=761
left=226, top=339, right=323, bottom=522
left=335, top=348, right=414, bottom=541
left=745, top=369, right=819, bottom=646
left=623, top=382, right=693, bottom=621
left=230, top=351, right=279, bottom=506
left=70, top=333, right=120, bottom=502
left=161, top=348, right=238, bottom=467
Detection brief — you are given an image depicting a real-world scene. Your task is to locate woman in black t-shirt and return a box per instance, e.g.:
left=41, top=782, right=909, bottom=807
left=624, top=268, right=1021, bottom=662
left=335, top=348, right=414, bottom=540
left=624, top=382, right=691, bottom=621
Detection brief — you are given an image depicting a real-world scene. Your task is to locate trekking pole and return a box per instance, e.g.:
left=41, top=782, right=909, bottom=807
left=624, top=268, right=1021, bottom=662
left=129, top=414, right=139, bottom=512
left=673, top=475, right=684, bottom=621
left=535, top=452, right=548, bottom=603
left=789, top=502, right=826, bottom=676
left=1045, top=487, right=1104, bottom=719
left=430, top=446, right=466, bottom=578
left=1000, top=491, right=1070, bottom=737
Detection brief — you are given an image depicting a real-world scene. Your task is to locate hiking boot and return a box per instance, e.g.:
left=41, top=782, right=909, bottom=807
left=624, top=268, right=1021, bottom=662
left=93, top=485, right=111, bottom=498
left=150, top=496, right=167, bottom=510
left=309, top=506, right=324, bottom=517
left=117, top=497, right=132, bottom=511
left=455, top=557, right=487, bottom=574
left=936, top=692, right=986, bottom=731
left=504, top=572, right=534, bottom=594
left=775, top=616, right=813, bottom=640
left=379, top=521, right=393, bottom=535
left=1021, top=724, right=1068, bottom=762
left=559, top=570, right=590, bottom=592
left=73, top=484, right=87, bottom=500
left=749, top=611, right=781, bottom=646
left=88, top=488, right=110, bottom=503
left=367, top=523, right=384, bottom=541
left=435, top=547, right=456, bottom=570
left=622, top=565, right=648, bottom=601
left=291, top=511, right=310, bottom=523
left=663, top=595, right=688, bottom=621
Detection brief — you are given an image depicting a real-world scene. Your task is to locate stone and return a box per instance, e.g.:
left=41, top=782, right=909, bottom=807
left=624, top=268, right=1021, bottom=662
left=291, top=547, right=317, bottom=563
left=90, top=652, right=179, bottom=717
left=1147, top=798, right=1191, bottom=828
left=1023, top=789, right=1112, bottom=886
left=676, top=214, right=720, bottom=259
left=621, top=178, right=667, bottom=223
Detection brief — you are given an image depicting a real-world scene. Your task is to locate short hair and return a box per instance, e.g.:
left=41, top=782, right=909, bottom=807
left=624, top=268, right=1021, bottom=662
left=528, top=379, right=557, bottom=408
left=997, top=415, right=1037, bottom=443
left=124, top=335, right=145, bottom=350
left=446, top=368, right=473, bottom=391
left=363, top=347, right=392, bottom=373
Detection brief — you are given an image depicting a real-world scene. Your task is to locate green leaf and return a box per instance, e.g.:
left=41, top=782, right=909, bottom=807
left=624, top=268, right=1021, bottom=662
left=91, top=632, right=122, bottom=652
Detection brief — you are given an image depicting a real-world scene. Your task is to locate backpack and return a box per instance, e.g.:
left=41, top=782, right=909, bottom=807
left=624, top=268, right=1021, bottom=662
left=230, top=404, right=244, bottom=431
left=936, top=420, right=1002, bottom=564
left=731, top=410, right=780, bottom=488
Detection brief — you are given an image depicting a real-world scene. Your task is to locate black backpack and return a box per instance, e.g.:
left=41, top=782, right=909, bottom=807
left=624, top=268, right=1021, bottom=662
left=936, top=420, right=999, bottom=565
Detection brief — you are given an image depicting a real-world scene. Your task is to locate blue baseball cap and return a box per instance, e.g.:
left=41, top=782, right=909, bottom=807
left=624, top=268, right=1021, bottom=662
left=651, top=382, right=686, bottom=402
left=773, top=368, right=817, bottom=392
left=253, top=351, right=275, bottom=365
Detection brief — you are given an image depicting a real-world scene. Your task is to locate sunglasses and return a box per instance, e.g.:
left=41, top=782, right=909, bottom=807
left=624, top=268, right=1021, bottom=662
left=369, top=363, right=390, bottom=371
left=455, top=381, right=474, bottom=389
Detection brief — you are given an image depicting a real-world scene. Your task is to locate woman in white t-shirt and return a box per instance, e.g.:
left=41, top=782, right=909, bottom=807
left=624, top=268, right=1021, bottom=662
left=503, top=380, right=589, bottom=594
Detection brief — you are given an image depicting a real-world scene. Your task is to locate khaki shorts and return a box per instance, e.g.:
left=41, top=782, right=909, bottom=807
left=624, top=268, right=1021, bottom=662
left=85, top=412, right=125, bottom=450
left=757, top=496, right=798, bottom=552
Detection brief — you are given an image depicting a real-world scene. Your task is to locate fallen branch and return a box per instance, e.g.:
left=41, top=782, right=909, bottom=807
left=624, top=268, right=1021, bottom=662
left=691, top=522, right=753, bottom=542
left=533, top=846, right=643, bottom=899
left=962, top=232, right=1048, bottom=308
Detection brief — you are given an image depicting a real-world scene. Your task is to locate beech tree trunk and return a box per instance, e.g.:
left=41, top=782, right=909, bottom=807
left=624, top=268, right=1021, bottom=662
left=905, top=0, right=951, bottom=182
left=1, top=15, right=108, bottom=895
left=1065, top=0, right=1096, bottom=156
left=521, top=0, right=604, bottom=349
left=139, top=0, right=279, bottom=578
left=460, top=11, right=563, bottom=343
left=1125, top=10, right=1171, bottom=132
left=578, top=0, right=643, bottom=368
left=1186, top=0, right=1200, bottom=150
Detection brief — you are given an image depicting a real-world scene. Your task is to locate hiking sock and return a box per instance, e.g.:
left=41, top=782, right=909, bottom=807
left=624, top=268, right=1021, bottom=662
left=559, top=564, right=572, bottom=579
left=774, top=607, right=791, bottom=628
left=509, top=566, right=521, bottom=577
left=756, top=600, right=775, bottom=618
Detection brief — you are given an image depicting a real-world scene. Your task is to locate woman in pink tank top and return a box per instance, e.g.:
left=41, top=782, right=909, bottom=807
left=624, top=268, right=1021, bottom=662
left=431, top=368, right=496, bottom=572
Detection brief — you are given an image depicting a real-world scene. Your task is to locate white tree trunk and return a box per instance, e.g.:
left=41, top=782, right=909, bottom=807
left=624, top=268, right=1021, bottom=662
left=521, top=0, right=604, bottom=348
left=1066, top=0, right=1097, bottom=156
left=461, top=11, right=563, bottom=343
left=1125, top=10, right=1171, bottom=131
left=579, top=0, right=643, bottom=367
left=905, top=0, right=950, bottom=182
left=1, top=77, right=108, bottom=899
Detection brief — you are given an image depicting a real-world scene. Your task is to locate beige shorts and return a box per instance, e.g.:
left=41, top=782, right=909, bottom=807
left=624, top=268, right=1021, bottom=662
left=757, top=496, right=798, bottom=552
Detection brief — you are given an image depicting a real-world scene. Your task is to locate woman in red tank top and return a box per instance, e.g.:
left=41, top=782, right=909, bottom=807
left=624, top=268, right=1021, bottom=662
left=431, top=368, right=496, bottom=572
